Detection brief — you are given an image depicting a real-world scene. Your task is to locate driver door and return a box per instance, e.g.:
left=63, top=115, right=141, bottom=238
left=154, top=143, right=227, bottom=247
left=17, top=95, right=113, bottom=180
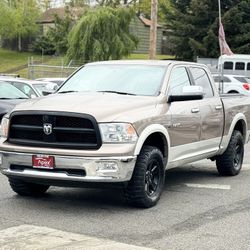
left=166, top=66, right=201, bottom=163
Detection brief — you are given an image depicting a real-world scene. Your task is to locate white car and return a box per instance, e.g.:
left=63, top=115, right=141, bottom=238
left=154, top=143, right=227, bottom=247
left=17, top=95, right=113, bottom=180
left=0, top=77, right=58, bottom=98
left=35, top=77, right=67, bottom=87
left=212, top=74, right=250, bottom=95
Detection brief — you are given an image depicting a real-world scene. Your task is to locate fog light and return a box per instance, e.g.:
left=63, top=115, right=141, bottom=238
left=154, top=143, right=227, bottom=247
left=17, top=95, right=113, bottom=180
left=96, top=161, right=119, bottom=172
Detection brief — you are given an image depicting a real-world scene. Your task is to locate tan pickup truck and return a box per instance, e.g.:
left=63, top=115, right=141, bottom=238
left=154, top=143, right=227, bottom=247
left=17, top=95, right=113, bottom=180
left=1, top=60, right=250, bottom=208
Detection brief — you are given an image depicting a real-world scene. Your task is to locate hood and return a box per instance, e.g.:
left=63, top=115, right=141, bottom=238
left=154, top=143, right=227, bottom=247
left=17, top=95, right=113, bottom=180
left=12, top=92, right=161, bottom=123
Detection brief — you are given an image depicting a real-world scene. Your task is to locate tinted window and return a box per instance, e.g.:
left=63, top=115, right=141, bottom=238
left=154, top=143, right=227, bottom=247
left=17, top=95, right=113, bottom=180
left=235, top=62, right=245, bottom=70
left=59, top=65, right=166, bottom=96
left=190, top=68, right=213, bottom=98
left=247, top=63, right=250, bottom=71
left=168, top=67, right=191, bottom=95
left=234, top=77, right=248, bottom=83
left=224, top=61, right=233, bottom=70
left=11, top=82, right=37, bottom=98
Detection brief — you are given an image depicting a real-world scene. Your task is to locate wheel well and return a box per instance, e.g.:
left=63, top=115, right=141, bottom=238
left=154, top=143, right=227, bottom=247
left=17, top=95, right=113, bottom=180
left=228, top=91, right=239, bottom=94
left=142, top=132, right=168, bottom=159
left=234, top=120, right=246, bottom=141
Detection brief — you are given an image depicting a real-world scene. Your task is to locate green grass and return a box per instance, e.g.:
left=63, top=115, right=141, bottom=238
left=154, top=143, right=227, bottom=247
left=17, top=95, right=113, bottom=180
left=125, top=53, right=175, bottom=60
left=0, top=48, right=60, bottom=78
left=0, top=48, right=174, bottom=78
left=0, top=48, right=37, bottom=72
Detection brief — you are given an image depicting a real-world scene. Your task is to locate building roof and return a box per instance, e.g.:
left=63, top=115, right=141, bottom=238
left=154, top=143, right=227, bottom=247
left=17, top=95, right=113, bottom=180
left=37, top=7, right=83, bottom=24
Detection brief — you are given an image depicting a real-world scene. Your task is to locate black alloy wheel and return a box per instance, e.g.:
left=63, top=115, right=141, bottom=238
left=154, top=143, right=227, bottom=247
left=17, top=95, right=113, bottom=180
left=125, top=145, right=165, bottom=208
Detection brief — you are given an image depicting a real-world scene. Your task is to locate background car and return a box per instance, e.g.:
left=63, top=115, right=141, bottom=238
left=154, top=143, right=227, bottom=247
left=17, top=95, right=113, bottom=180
left=0, top=77, right=58, bottom=98
left=35, top=77, right=67, bottom=87
left=212, top=74, right=250, bottom=95
left=0, top=81, right=29, bottom=130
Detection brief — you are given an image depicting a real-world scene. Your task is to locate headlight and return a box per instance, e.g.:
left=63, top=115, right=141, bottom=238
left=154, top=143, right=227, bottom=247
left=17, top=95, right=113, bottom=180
left=99, top=123, right=138, bottom=143
left=0, top=116, right=10, bottom=138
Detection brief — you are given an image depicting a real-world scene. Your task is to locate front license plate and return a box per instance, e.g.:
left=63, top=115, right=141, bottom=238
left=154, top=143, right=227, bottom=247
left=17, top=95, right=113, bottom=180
left=32, top=155, right=55, bottom=169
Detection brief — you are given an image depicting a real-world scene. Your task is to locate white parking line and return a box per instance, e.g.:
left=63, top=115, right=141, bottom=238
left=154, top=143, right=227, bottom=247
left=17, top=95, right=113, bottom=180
left=185, top=183, right=231, bottom=190
left=0, top=225, right=154, bottom=250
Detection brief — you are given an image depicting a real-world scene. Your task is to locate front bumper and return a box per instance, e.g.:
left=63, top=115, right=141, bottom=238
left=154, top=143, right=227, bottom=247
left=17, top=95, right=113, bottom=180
left=0, top=151, right=137, bottom=183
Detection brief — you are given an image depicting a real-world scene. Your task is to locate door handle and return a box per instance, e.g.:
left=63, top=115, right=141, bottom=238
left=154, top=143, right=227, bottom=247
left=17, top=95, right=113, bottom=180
left=191, top=108, right=200, bottom=113
left=215, top=105, right=223, bottom=110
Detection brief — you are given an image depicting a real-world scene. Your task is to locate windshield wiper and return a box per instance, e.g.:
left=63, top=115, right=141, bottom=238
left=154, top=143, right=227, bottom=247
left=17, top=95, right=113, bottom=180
left=0, top=97, right=28, bottom=100
left=58, top=90, right=78, bottom=94
left=98, top=91, right=136, bottom=96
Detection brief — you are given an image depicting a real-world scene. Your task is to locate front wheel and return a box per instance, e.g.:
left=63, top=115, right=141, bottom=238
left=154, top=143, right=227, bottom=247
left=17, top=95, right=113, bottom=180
left=9, top=177, right=50, bottom=196
left=124, top=146, right=165, bottom=208
left=216, top=130, right=244, bottom=176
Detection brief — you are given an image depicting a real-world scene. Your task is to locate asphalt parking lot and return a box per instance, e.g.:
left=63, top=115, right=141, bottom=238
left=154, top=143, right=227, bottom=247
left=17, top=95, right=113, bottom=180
left=1, top=144, right=250, bottom=249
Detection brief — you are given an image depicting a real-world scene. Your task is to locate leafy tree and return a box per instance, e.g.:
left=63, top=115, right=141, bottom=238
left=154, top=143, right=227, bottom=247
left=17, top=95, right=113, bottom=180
left=0, top=1, right=16, bottom=39
left=0, top=0, right=40, bottom=51
left=39, top=0, right=52, bottom=10
left=49, top=9, right=73, bottom=55
left=67, top=7, right=138, bottom=62
left=33, top=34, right=56, bottom=55
left=34, top=7, right=74, bottom=55
left=138, top=0, right=170, bottom=20
left=95, top=0, right=137, bottom=6
left=222, top=0, right=250, bottom=54
left=14, top=0, right=40, bottom=51
left=162, top=0, right=247, bottom=60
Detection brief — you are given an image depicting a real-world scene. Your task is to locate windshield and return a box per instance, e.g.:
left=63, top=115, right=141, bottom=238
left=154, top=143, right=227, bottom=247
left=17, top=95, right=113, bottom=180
left=58, top=65, right=167, bottom=96
left=0, top=82, right=29, bottom=99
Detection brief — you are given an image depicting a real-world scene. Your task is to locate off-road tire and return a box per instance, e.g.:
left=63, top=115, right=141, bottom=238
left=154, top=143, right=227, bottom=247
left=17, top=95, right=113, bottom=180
left=124, top=146, right=165, bottom=208
left=9, top=177, right=50, bottom=196
left=216, top=130, right=244, bottom=176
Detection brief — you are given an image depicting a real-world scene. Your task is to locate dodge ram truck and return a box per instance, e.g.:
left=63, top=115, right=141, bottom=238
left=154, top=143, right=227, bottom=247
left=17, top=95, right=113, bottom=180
left=1, top=60, right=250, bottom=208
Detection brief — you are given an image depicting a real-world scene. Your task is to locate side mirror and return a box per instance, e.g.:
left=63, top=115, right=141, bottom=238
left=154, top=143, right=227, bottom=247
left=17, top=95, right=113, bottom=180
left=168, top=86, right=204, bottom=103
left=46, top=83, right=58, bottom=91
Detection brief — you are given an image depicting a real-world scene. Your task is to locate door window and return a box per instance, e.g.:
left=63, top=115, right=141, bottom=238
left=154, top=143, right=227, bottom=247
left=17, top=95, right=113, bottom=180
left=168, top=67, right=191, bottom=95
left=190, top=68, right=214, bottom=98
left=11, top=82, right=37, bottom=98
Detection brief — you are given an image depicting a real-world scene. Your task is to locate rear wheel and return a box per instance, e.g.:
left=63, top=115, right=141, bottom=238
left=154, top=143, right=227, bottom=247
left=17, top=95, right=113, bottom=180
left=216, top=130, right=244, bottom=176
left=124, top=146, right=165, bottom=208
left=9, top=177, right=50, bottom=196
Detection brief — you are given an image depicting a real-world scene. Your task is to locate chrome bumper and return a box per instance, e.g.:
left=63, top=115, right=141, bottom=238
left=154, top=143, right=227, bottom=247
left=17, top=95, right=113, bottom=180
left=0, top=151, right=137, bottom=183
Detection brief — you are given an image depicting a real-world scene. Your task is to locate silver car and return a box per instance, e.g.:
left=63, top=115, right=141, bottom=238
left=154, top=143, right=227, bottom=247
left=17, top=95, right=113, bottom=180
left=0, top=77, right=57, bottom=98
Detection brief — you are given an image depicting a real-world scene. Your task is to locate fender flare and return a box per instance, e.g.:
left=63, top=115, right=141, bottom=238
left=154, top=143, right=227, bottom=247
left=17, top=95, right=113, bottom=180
left=220, top=113, right=248, bottom=153
left=134, top=124, right=171, bottom=156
